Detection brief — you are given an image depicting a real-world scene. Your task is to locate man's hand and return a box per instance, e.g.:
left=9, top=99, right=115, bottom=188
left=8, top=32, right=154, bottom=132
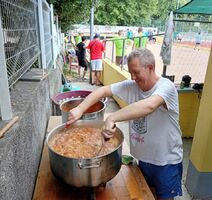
left=66, top=107, right=83, bottom=125
left=102, top=116, right=116, bottom=138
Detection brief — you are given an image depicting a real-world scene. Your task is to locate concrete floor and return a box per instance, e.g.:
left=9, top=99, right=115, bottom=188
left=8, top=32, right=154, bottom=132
left=70, top=80, right=196, bottom=200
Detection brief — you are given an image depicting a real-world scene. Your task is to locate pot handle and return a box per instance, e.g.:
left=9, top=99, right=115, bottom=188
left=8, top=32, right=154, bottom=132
left=82, top=113, right=97, bottom=120
left=78, top=158, right=102, bottom=169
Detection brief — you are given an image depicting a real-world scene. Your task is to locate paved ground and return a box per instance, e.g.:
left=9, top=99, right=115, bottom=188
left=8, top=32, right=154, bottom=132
left=104, top=41, right=211, bottom=84
left=147, top=43, right=210, bottom=84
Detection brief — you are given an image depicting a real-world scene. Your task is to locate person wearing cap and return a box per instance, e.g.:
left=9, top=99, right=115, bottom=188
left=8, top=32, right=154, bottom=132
left=87, top=33, right=105, bottom=86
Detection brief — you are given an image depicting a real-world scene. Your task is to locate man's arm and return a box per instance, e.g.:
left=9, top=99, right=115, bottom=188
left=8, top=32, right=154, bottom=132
left=67, top=86, right=113, bottom=124
left=109, top=95, right=165, bottom=122
left=103, top=95, right=165, bottom=138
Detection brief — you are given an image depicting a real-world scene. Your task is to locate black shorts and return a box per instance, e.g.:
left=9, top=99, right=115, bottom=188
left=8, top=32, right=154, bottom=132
left=78, top=58, right=88, bottom=71
left=75, top=50, right=79, bottom=56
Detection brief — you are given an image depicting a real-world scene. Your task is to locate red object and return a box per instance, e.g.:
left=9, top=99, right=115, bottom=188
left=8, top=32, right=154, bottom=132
left=87, top=39, right=105, bottom=60
left=65, top=123, right=70, bottom=129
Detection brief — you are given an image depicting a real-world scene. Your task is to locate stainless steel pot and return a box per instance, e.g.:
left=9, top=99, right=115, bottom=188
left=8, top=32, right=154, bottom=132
left=60, top=98, right=106, bottom=123
left=46, top=120, right=124, bottom=187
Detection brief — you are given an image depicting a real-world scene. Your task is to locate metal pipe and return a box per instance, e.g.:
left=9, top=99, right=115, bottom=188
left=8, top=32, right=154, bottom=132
left=112, top=41, right=115, bottom=63
left=0, top=13, right=13, bottom=120
left=121, top=39, right=126, bottom=70
left=38, top=0, right=47, bottom=72
left=90, top=5, right=94, bottom=40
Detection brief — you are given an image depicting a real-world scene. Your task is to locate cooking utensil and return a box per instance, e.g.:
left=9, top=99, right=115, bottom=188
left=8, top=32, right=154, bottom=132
left=52, top=90, right=107, bottom=105
left=96, top=136, right=109, bottom=156
left=60, top=98, right=106, bottom=123
left=65, top=123, right=70, bottom=129
left=46, top=120, right=124, bottom=187
left=96, top=124, right=116, bottom=156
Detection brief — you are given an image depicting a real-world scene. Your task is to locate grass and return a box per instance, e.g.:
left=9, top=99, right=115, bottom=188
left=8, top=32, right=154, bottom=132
left=63, top=64, right=78, bottom=78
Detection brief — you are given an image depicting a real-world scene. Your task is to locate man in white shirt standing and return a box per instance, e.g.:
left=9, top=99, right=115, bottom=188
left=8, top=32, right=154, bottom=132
left=67, top=48, right=183, bottom=200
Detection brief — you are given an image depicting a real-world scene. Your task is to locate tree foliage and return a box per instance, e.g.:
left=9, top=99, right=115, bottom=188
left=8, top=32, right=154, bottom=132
left=47, top=0, right=93, bottom=32
left=48, top=0, right=190, bottom=32
left=94, top=0, right=158, bottom=26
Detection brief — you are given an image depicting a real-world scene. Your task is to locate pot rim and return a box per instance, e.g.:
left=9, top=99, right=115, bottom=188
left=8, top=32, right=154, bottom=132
left=60, top=98, right=106, bottom=115
left=46, top=120, right=124, bottom=160
left=52, top=90, right=92, bottom=105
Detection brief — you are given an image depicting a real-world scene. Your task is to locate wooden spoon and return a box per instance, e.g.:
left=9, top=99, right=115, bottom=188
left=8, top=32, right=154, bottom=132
left=96, top=124, right=116, bottom=156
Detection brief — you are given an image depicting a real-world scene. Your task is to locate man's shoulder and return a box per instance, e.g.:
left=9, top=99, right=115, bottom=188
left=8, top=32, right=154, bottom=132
left=156, top=77, right=177, bottom=93
left=112, top=80, right=136, bottom=87
left=159, top=77, right=175, bottom=86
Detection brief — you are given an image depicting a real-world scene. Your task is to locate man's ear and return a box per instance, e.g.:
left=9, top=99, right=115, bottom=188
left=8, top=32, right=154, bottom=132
left=147, top=64, right=154, bottom=70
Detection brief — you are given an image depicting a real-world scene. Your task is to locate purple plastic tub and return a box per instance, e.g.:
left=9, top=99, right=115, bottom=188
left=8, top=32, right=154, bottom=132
left=51, top=90, right=107, bottom=116
left=52, top=90, right=92, bottom=105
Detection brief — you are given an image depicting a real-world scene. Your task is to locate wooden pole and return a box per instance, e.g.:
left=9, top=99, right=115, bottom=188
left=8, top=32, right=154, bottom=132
left=0, top=116, right=19, bottom=138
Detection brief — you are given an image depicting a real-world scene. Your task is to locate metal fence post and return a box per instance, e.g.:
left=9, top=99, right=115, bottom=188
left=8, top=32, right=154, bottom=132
left=38, top=0, right=47, bottom=70
left=56, top=16, right=60, bottom=50
left=112, top=41, right=115, bottom=63
left=0, top=15, right=12, bottom=120
left=121, top=39, right=126, bottom=70
left=50, top=4, right=56, bottom=69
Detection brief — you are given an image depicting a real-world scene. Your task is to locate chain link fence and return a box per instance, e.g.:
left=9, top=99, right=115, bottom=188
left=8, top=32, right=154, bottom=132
left=104, top=23, right=211, bottom=84
left=0, top=0, right=55, bottom=87
left=0, top=0, right=63, bottom=120
left=0, top=0, right=40, bottom=87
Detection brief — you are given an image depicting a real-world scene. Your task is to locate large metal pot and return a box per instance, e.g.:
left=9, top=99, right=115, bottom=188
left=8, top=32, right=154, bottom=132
left=46, top=120, right=124, bottom=187
left=60, top=98, right=106, bottom=123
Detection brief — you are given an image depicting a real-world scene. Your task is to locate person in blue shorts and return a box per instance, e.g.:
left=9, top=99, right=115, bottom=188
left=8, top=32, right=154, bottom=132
left=67, top=48, right=183, bottom=200
left=194, top=32, right=202, bottom=50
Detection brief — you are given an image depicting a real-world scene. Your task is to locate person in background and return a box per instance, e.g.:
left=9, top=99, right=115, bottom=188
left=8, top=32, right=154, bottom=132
left=113, top=30, right=132, bottom=66
left=67, top=48, right=183, bottom=200
left=75, top=32, right=83, bottom=46
left=127, top=29, right=133, bottom=39
left=176, top=32, right=183, bottom=43
left=67, top=47, right=76, bottom=69
left=74, top=32, right=84, bottom=66
left=87, top=33, right=105, bottom=86
left=64, top=35, right=69, bottom=48
left=134, top=27, right=148, bottom=49
left=194, top=32, right=201, bottom=50
left=148, top=29, right=154, bottom=44
left=77, top=36, right=88, bottom=80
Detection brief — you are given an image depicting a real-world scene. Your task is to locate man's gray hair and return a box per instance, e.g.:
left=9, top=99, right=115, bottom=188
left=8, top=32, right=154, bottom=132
left=127, top=48, right=155, bottom=67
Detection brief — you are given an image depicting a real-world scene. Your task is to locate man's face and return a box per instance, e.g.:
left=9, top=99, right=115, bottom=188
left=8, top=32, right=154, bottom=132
left=128, top=58, right=148, bottom=85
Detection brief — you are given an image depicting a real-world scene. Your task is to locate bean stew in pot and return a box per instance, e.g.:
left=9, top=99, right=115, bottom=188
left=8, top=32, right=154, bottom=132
left=49, top=127, right=119, bottom=158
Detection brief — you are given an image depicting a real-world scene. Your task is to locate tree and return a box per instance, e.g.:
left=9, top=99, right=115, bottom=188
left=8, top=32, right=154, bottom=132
left=48, top=0, right=191, bottom=32
left=94, top=0, right=158, bottom=26
left=47, top=0, right=93, bottom=32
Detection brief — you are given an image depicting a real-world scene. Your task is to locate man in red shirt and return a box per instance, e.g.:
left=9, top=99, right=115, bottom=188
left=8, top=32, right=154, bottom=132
left=87, top=33, right=105, bottom=85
